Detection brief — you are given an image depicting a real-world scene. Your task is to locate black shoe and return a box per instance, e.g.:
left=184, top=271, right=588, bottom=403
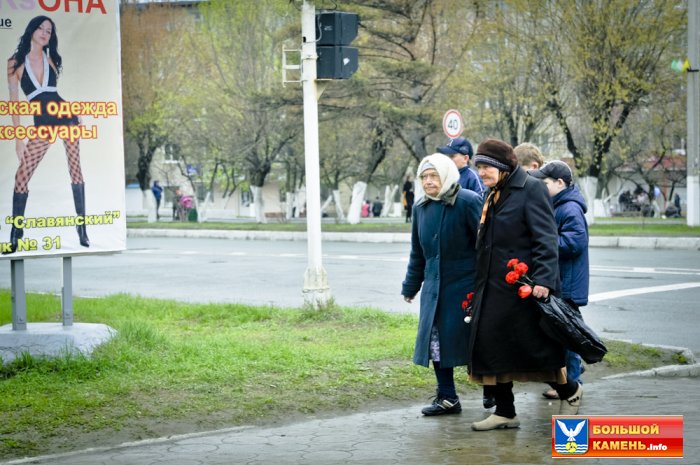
left=482, top=395, right=496, bottom=409
left=421, top=395, right=461, bottom=416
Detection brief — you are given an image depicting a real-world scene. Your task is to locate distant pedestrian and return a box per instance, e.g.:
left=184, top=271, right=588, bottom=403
left=402, top=175, right=415, bottom=223
left=372, top=197, right=383, bottom=217
left=361, top=200, right=371, bottom=218
left=173, top=187, right=183, bottom=221
left=151, top=180, right=163, bottom=220
left=674, top=193, right=682, bottom=216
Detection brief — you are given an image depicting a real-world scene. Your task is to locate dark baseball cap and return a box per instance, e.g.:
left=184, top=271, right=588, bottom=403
left=528, top=160, right=573, bottom=184
left=437, top=137, right=473, bottom=157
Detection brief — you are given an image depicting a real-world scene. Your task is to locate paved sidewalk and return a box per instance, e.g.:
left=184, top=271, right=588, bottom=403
left=5, top=374, right=698, bottom=465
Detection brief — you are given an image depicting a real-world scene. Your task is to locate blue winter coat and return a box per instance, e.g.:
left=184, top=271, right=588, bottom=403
left=402, top=188, right=483, bottom=368
left=458, top=166, right=485, bottom=198
left=552, top=185, right=589, bottom=306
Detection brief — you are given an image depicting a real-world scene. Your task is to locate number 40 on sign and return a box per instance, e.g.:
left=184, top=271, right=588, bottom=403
left=442, top=109, right=463, bottom=139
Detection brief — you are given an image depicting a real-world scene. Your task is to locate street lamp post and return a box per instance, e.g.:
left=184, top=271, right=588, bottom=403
left=687, top=0, right=700, bottom=226
left=300, top=0, right=331, bottom=308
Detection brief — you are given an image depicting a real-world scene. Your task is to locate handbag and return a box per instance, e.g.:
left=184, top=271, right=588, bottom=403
left=534, top=295, right=607, bottom=364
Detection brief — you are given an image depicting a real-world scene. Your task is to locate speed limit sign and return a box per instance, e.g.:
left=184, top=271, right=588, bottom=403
left=442, top=109, right=463, bottom=139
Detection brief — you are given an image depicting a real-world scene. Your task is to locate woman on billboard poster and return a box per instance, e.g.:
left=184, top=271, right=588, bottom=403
left=4, top=15, right=89, bottom=255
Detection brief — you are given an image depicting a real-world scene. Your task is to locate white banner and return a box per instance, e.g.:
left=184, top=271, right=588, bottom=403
left=0, top=0, right=125, bottom=259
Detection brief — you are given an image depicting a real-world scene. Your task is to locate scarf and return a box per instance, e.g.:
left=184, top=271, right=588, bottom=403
left=476, top=171, right=510, bottom=247
left=417, top=153, right=461, bottom=202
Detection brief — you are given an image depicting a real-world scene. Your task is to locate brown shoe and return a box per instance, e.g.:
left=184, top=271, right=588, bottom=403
left=542, top=388, right=559, bottom=400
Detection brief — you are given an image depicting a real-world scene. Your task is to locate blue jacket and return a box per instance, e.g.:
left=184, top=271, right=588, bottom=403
left=402, top=188, right=483, bottom=368
left=458, top=166, right=485, bottom=198
left=552, top=186, right=589, bottom=306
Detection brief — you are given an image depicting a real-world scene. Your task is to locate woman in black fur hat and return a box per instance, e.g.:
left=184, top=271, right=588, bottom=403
left=467, top=138, right=582, bottom=431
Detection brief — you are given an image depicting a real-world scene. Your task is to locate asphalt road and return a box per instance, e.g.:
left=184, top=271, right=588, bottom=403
left=1, top=237, right=699, bottom=353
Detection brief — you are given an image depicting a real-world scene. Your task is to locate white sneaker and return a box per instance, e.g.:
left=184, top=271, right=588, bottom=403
left=559, top=383, right=583, bottom=415
left=471, top=414, right=520, bottom=431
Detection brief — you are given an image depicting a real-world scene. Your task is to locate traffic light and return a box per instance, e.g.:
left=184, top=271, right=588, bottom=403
left=316, top=12, right=359, bottom=80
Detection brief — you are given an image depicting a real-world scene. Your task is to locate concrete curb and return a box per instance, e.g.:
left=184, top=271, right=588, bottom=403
left=602, top=342, right=699, bottom=379
left=128, top=229, right=700, bottom=248
left=603, top=363, right=700, bottom=379
left=589, top=236, right=700, bottom=249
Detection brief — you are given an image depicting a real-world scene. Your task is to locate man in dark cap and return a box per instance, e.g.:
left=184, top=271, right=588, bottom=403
left=437, top=137, right=485, bottom=197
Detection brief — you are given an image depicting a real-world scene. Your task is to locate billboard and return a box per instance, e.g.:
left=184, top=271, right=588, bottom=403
left=0, top=0, right=125, bottom=259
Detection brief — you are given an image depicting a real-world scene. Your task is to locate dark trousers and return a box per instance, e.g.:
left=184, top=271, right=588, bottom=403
left=433, top=361, right=457, bottom=399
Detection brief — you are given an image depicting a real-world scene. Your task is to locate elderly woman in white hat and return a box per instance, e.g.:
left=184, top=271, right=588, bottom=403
left=402, top=153, right=483, bottom=416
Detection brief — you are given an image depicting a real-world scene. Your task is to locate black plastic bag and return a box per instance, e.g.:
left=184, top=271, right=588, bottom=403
left=535, top=295, right=607, bottom=364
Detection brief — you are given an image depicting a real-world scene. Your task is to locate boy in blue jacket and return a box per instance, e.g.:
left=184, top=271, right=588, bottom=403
left=529, top=160, right=589, bottom=402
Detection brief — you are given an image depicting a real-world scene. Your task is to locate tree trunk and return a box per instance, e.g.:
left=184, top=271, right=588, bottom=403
left=198, top=191, right=211, bottom=222
left=320, top=194, right=333, bottom=215
left=347, top=181, right=367, bottom=224
left=579, top=176, right=598, bottom=225
left=332, top=189, right=345, bottom=222
left=295, top=187, right=306, bottom=218
left=285, top=191, right=295, bottom=220
left=250, top=185, right=266, bottom=224
left=144, top=190, right=157, bottom=223
left=381, top=184, right=398, bottom=217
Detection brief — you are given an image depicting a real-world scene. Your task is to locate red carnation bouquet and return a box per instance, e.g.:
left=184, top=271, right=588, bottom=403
left=462, top=291, right=474, bottom=323
left=505, top=258, right=534, bottom=298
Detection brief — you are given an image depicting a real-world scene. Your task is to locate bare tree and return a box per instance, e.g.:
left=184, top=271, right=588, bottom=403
left=121, top=3, right=193, bottom=220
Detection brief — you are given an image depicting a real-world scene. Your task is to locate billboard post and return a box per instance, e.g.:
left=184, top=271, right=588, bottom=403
left=0, top=0, right=122, bottom=360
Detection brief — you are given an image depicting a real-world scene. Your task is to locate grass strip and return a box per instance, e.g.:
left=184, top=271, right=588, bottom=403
left=0, top=292, right=686, bottom=458
left=126, top=220, right=700, bottom=236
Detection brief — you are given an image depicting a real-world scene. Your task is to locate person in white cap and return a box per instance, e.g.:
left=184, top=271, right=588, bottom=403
left=402, top=153, right=483, bottom=417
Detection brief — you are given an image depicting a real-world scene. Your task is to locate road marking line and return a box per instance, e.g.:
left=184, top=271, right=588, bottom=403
left=589, top=282, right=700, bottom=303
left=590, top=266, right=700, bottom=276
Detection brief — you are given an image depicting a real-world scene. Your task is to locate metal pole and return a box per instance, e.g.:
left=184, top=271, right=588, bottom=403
left=10, top=259, right=27, bottom=330
left=300, top=0, right=331, bottom=308
left=687, top=0, right=700, bottom=226
left=61, top=256, right=74, bottom=326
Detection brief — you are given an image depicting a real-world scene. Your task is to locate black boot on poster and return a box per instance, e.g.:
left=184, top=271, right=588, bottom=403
left=2, top=191, right=29, bottom=255
left=71, top=183, right=90, bottom=247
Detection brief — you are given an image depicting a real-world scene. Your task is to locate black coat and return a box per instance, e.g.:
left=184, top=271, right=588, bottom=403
left=468, top=167, right=565, bottom=376
left=402, top=188, right=483, bottom=368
